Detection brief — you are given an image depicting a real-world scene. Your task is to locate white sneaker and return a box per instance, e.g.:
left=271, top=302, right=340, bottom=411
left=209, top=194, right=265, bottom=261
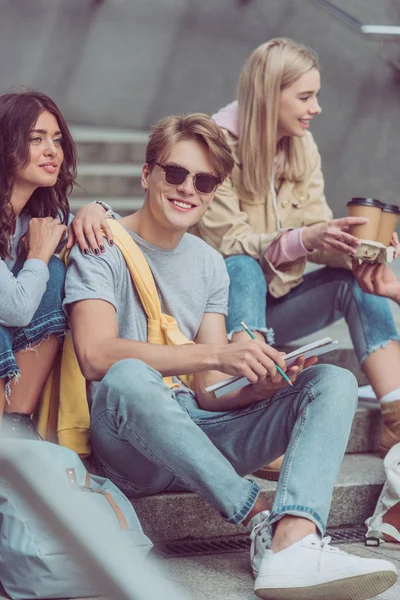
left=254, top=533, right=397, bottom=600
left=247, top=509, right=272, bottom=577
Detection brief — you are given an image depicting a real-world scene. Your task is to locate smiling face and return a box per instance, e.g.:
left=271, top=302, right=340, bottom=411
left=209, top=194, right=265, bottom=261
left=142, top=138, right=219, bottom=236
left=14, top=110, right=64, bottom=193
left=277, top=68, right=321, bottom=141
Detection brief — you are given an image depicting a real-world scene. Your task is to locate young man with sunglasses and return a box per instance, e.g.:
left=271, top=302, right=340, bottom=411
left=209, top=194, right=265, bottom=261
left=64, top=114, right=396, bottom=599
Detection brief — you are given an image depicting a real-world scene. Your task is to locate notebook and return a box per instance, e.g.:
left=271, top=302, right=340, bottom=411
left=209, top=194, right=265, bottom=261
left=205, top=337, right=339, bottom=399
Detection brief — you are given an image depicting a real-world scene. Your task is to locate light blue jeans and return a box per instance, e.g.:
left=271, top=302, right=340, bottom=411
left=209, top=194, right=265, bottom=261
left=225, top=256, right=400, bottom=362
left=90, top=358, right=357, bottom=535
left=0, top=256, right=67, bottom=400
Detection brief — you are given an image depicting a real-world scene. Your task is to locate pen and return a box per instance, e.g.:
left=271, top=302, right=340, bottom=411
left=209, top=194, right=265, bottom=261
left=240, top=321, right=293, bottom=387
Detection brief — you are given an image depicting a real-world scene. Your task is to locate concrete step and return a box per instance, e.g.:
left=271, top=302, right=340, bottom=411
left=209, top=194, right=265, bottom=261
left=131, top=453, right=385, bottom=542
left=163, top=544, right=400, bottom=600
left=70, top=126, right=147, bottom=201
left=74, top=163, right=143, bottom=197
left=347, top=398, right=380, bottom=453
left=69, top=197, right=143, bottom=215
left=3, top=543, right=400, bottom=600
left=71, top=125, right=148, bottom=164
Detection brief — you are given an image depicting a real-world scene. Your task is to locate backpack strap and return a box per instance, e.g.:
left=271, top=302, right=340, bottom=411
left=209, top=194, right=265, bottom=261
left=367, top=523, right=400, bottom=544
left=103, top=220, right=194, bottom=389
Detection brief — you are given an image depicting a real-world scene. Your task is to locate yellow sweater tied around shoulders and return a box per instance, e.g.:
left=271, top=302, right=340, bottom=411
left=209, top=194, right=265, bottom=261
left=36, top=219, right=194, bottom=456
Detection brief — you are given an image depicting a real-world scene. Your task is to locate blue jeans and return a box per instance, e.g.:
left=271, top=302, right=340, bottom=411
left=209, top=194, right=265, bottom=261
left=225, top=255, right=400, bottom=363
left=0, top=256, right=67, bottom=401
left=90, top=358, right=357, bottom=534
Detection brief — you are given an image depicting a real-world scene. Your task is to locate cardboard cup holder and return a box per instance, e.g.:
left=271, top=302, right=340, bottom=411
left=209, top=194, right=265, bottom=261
left=347, top=199, right=399, bottom=264
left=353, top=239, right=396, bottom=264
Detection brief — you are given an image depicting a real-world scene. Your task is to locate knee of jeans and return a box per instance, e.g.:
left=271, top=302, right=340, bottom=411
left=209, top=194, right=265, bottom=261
left=302, top=364, right=358, bottom=415
left=97, top=358, right=162, bottom=411
left=225, top=255, right=267, bottom=296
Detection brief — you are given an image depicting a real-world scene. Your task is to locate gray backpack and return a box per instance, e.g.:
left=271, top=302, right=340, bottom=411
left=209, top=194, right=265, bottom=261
left=0, top=441, right=153, bottom=599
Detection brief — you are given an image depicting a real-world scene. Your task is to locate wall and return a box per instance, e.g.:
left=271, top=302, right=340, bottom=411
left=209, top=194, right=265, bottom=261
left=0, top=0, right=399, bottom=215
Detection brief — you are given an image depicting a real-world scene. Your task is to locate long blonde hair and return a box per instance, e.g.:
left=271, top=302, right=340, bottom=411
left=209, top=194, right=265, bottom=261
left=238, top=38, right=319, bottom=198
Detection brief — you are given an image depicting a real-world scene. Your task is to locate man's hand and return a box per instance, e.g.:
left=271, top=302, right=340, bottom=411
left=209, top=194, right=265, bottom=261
left=352, top=260, right=400, bottom=304
left=214, top=339, right=288, bottom=383
left=249, top=354, right=318, bottom=401
left=302, top=217, right=367, bottom=255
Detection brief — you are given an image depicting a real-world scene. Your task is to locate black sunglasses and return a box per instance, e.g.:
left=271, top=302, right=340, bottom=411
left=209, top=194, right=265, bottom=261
left=151, top=161, right=221, bottom=194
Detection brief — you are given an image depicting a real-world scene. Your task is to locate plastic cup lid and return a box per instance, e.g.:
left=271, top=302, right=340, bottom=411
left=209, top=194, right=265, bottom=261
left=381, top=203, right=400, bottom=214
left=347, top=198, right=383, bottom=209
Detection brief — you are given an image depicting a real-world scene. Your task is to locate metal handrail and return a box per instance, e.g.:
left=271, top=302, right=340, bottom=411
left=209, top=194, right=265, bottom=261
left=314, top=0, right=400, bottom=40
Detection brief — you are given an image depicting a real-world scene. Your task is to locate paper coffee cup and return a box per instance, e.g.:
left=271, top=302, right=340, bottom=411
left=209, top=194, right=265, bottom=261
left=376, top=203, right=400, bottom=246
left=347, top=198, right=383, bottom=241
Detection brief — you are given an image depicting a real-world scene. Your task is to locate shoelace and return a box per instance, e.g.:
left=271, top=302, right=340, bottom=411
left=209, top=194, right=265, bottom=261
left=250, top=517, right=272, bottom=563
left=309, top=536, right=351, bottom=570
left=311, top=536, right=348, bottom=554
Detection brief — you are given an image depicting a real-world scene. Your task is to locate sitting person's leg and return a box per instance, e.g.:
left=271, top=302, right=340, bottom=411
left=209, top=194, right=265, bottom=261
left=90, top=357, right=396, bottom=598
left=90, top=358, right=259, bottom=517
left=225, top=255, right=274, bottom=344
left=267, top=266, right=400, bottom=456
left=1, top=256, right=68, bottom=438
left=224, top=255, right=287, bottom=479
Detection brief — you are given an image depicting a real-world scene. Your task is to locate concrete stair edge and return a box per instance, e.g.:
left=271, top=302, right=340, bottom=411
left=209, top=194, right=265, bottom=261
left=131, top=453, right=385, bottom=542
left=77, top=163, right=142, bottom=176
left=70, top=125, right=149, bottom=144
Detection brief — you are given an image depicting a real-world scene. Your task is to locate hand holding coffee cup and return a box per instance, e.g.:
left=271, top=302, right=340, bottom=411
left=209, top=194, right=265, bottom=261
left=347, top=198, right=383, bottom=241
left=347, top=198, right=400, bottom=245
left=347, top=198, right=400, bottom=262
left=302, top=216, right=367, bottom=255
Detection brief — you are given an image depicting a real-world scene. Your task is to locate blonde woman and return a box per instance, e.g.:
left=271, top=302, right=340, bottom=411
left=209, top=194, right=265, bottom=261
left=193, top=38, right=400, bottom=478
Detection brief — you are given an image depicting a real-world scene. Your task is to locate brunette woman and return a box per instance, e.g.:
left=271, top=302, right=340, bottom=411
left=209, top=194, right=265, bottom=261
left=0, top=90, right=114, bottom=439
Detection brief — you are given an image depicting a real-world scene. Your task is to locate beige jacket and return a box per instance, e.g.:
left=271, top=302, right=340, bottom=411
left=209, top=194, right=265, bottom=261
left=192, top=129, right=349, bottom=298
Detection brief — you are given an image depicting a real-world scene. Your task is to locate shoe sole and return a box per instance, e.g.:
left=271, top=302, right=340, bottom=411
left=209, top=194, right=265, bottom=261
left=255, top=570, right=397, bottom=600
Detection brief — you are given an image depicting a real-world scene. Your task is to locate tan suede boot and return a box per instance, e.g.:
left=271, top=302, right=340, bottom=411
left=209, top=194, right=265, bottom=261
left=253, top=455, right=284, bottom=481
left=380, top=400, right=400, bottom=458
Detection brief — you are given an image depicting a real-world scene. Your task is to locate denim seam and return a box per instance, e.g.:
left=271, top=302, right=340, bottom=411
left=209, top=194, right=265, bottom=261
left=359, top=336, right=400, bottom=365
left=191, top=378, right=315, bottom=426
left=347, top=280, right=374, bottom=363
left=227, top=326, right=275, bottom=345
left=0, top=367, right=21, bottom=403
left=227, top=481, right=260, bottom=524
left=269, top=505, right=325, bottom=535
left=95, top=407, right=255, bottom=522
left=274, top=384, right=317, bottom=518
left=345, top=280, right=400, bottom=364
left=13, top=319, right=67, bottom=353
left=0, top=352, right=19, bottom=372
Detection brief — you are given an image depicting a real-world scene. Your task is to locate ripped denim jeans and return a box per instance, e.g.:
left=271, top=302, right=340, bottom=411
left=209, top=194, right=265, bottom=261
left=0, top=256, right=68, bottom=401
left=225, top=256, right=400, bottom=363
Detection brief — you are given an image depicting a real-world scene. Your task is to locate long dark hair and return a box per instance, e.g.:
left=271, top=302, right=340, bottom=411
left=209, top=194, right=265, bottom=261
left=0, top=90, right=77, bottom=259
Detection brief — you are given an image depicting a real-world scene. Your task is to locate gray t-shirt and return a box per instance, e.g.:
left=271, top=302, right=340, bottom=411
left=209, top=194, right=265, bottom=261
left=64, top=227, right=230, bottom=397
